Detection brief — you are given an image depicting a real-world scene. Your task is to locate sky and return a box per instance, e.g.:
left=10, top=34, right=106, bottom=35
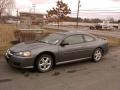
left=14, top=0, right=120, bottom=19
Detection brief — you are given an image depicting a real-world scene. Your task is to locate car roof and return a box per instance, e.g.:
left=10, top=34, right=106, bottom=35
left=55, top=31, right=97, bottom=39
left=55, top=31, right=92, bottom=36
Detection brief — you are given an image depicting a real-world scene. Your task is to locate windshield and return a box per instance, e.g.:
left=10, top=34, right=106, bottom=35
left=38, top=33, right=64, bottom=45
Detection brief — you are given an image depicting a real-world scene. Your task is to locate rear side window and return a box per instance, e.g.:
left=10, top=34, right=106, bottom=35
left=84, top=35, right=95, bottom=42
left=64, top=35, right=84, bottom=45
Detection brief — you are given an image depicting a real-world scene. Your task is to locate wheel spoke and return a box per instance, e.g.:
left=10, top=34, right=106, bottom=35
left=46, top=62, right=51, bottom=67
left=39, top=63, right=44, bottom=66
left=43, top=65, right=47, bottom=70
left=94, top=49, right=102, bottom=61
left=45, top=58, right=49, bottom=63
left=38, top=56, right=52, bottom=71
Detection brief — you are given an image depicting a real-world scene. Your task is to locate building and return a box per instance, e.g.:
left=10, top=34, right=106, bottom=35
left=19, top=12, right=46, bottom=28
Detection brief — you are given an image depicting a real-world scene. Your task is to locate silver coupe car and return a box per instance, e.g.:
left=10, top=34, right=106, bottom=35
left=5, top=31, right=108, bottom=72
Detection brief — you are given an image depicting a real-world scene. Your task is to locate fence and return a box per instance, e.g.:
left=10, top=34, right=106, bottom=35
left=0, top=29, right=46, bottom=55
left=16, top=29, right=44, bottom=42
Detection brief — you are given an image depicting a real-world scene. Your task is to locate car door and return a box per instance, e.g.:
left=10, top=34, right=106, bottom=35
left=58, top=34, right=88, bottom=63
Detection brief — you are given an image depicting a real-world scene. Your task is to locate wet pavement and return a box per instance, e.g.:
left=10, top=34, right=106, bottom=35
left=0, top=46, right=120, bottom=90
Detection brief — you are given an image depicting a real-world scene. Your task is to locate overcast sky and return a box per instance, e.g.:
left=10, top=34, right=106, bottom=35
left=14, top=0, right=120, bottom=19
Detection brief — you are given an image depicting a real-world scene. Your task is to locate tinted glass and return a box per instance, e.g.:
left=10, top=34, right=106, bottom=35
left=64, top=35, right=84, bottom=45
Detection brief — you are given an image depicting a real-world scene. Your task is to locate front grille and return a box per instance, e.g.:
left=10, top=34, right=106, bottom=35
left=9, top=50, right=15, bottom=55
left=7, top=50, right=15, bottom=58
left=7, top=54, right=12, bottom=58
left=13, top=62, right=21, bottom=66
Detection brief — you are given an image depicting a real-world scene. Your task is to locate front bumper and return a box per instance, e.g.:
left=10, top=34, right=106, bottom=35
left=5, top=52, right=35, bottom=69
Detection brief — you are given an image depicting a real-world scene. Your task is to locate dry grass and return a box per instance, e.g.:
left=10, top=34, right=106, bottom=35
left=104, top=36, right=120, bottom=47
left=0, top=24, right=16, bottom=54
left=0, top=24, right=120, bottom=55
left=56, top=22, right=97, bottom=26
left=94, top=34, right=120, bottom=47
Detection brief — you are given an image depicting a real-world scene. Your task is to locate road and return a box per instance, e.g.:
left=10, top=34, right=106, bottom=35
left=46, top=25, right=120, bottom=39
left=0, top=46, right=120, bottom=90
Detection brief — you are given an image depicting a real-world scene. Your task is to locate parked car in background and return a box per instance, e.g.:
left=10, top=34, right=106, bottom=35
left=5, top=31, right=109, bottom=73
left=90, top=20, right=118, bottom=30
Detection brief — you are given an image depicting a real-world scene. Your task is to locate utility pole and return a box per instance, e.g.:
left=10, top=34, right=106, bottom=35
left=77, top=0, right=80, bottom=29
left=16, top=8, right=19, bottom=27
left=57, top=0, right=60, bottom=30
left=32, top=4, right=36, bottom=13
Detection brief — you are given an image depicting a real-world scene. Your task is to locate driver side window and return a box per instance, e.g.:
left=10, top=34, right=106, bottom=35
left=63, top=35, right=84, bottom=45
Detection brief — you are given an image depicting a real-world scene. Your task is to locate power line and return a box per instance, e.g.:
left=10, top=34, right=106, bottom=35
left=71, top=12, right=120, bottom=14
left=72, top=9, right=120, bottom=12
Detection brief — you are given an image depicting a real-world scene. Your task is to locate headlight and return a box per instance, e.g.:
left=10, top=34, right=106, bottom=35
left=6, top=49, right=10, bottom=53
left=16, top=51, right=31, bottom=57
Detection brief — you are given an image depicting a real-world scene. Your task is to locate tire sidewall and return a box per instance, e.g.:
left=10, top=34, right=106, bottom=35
left=93, top=48, right=103, bottom=62
left=36, top=54, right=53, bottom=73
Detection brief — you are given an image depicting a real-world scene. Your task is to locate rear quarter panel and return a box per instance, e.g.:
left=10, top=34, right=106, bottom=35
left=95, top=39, right=109, bottom=55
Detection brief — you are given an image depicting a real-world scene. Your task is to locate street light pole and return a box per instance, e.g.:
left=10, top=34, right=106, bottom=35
left=77, top=0, right=80, bottom=29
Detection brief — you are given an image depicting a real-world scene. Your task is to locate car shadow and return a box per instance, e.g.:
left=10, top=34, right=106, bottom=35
left=9, top=59, right=92, bottom=73
left=6, top=58, right=104, bottom=77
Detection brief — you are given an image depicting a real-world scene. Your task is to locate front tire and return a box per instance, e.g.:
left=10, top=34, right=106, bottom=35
left=36, top=54, right=53, bottom=73
left=92, top=48, right=103, bottom=62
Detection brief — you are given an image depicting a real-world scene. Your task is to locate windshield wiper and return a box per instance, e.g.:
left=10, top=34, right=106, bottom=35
left=37, top=40, right=54, bottom=45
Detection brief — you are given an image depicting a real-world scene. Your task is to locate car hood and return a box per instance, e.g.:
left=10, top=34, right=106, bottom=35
left=10, top=41, right=49, bottom=52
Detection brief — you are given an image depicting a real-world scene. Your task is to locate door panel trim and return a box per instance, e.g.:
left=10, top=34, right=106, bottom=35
left=56, top=57, right=91, bottom=65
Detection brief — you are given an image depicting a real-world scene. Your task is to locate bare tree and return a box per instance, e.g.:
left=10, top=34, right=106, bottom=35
left=0, top=0, right=14, bottom=18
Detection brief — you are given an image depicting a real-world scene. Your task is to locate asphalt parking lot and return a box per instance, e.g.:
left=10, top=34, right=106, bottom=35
left=0, top=46, right=120, bottom=90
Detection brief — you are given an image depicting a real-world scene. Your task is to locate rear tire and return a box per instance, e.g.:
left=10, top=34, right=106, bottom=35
left=35, top=54, right=53, bottom=73
left=92, top=48, right=103, bottom=62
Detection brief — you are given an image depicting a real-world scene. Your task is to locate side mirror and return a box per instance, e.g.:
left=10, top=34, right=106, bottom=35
left=60, top=42, right=69, bottom=46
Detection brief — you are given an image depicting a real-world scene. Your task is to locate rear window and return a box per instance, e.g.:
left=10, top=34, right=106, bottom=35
left=63, top=35, right=84, bottom=45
